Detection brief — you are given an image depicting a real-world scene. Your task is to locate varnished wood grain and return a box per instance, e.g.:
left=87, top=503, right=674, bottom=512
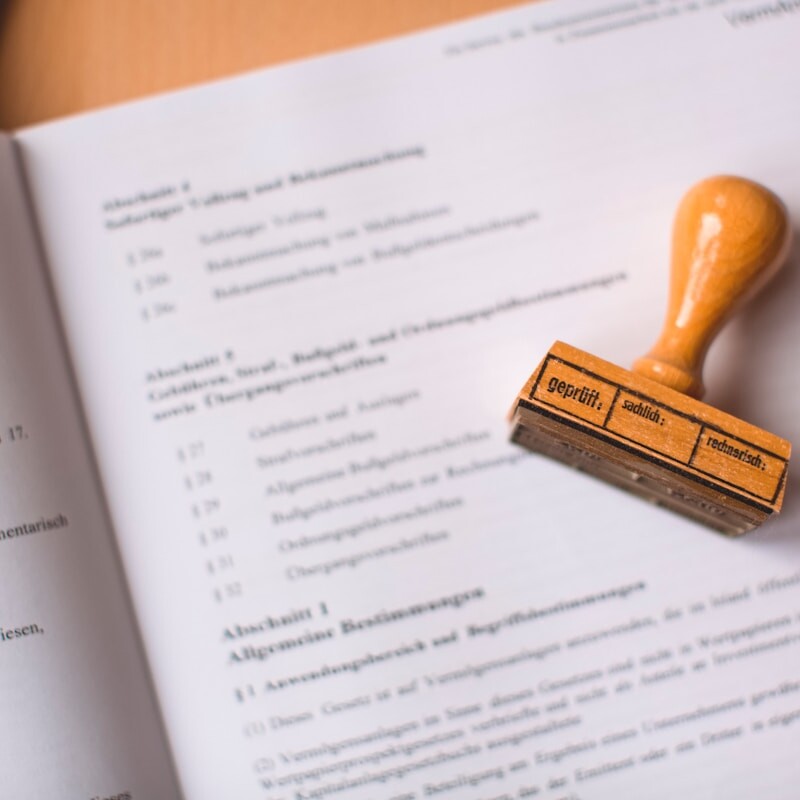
left=0, top=0, right=532, bottom=131
left=633, top=176, right=790, bottom=398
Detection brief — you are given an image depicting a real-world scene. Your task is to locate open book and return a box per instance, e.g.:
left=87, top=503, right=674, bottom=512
left=2, top=1, right=800, bottom=798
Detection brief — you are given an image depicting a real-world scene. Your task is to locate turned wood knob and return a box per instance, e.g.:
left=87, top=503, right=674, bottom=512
left=633, top=175, right=791, bottom=398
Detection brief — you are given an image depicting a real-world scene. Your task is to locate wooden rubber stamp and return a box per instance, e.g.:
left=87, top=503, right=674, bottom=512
left=509, top=176, right=792, bottom=535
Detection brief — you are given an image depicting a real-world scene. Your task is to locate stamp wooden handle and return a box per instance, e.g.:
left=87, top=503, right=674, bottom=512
left=633, top=176, right=790, bottom=398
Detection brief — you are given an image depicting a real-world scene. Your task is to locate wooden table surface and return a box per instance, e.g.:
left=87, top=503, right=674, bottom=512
left=0, top=0, right=530, bottom=131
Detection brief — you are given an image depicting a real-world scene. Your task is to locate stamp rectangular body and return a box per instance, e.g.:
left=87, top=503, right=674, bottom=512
left=510, top=341, right=791, bottom=536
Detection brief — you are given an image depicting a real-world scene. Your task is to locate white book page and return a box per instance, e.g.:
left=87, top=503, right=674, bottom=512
left=17, top=2, right=800, bottom=798
left=0, top=137, right=180, bottom=798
